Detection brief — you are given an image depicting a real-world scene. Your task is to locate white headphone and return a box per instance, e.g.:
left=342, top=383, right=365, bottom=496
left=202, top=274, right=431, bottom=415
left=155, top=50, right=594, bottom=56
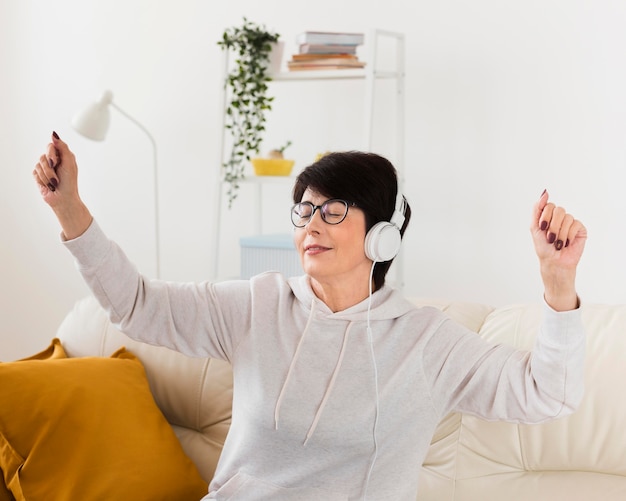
left=364, top=192, right=406, bottom=262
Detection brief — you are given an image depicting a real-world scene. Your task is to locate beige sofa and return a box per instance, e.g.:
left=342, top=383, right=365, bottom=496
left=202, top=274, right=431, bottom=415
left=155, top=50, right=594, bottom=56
left=55, top=295, right=626, bottom=500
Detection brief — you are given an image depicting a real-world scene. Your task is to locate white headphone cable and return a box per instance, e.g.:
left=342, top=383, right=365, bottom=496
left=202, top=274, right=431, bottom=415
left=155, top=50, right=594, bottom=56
left=363, top=260, right=380, bottom=499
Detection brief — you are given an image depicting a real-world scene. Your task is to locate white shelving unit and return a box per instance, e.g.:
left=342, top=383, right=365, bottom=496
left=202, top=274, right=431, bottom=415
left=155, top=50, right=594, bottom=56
left=212, top=29, right=406, bottom=285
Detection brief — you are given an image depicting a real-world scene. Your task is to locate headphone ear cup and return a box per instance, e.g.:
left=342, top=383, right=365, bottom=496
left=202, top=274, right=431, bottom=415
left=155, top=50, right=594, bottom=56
left=364, top=222, right=401, bottom=262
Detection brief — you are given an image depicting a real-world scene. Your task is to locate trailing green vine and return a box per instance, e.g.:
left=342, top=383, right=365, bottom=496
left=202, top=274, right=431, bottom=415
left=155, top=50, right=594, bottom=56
left=218, top=18, right=280, bottom=207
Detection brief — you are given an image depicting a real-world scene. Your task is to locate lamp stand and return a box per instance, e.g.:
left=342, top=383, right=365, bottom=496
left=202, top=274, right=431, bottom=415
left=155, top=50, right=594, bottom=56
left=109, top=102, right=161, bottom=279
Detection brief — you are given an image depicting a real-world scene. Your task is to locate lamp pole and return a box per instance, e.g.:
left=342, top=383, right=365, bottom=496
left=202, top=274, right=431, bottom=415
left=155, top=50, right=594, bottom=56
left=109, top=102, right=161, bottom=279
left=72, top=91, right=161, bottom=278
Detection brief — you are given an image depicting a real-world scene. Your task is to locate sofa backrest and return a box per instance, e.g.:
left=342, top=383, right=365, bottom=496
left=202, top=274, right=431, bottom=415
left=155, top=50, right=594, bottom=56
left=56, top=296, right=626, bottom=499
left=413, top=299, right=626, bottom=500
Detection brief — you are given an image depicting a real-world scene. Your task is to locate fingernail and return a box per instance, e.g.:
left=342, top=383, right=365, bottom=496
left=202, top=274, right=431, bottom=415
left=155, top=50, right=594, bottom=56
left=565, top=239, right=570, bottom=247
left=540, top=221, right=548, bottom=231
left=47, top=183, right=56, bottom=192
left=52, top=131, right=60, bottom=139
left=548, top=232, right=556, bottom=244
left=555, top=239, right=563, bottom=250
left=48, top=158, right=55, bottom=169
left=540, top=188, right=546, bottom=198
left=49, top=177, right=58, bottom=188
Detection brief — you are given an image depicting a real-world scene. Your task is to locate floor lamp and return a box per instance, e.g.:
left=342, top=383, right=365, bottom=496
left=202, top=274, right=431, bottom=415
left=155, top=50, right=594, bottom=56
left=71, top=90, right=161, bottom=279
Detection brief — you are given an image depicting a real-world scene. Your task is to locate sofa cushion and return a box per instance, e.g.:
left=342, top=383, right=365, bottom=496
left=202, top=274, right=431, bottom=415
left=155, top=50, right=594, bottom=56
left=0, top=339, right=208, bottom=501
left=57, top=296, right=233, bottom=483
left=0, top=338, right=68, bottom=501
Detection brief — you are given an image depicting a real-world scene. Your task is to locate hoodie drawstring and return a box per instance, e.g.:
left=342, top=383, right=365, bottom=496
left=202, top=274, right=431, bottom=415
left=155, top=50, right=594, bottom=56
left=274, top=298, right=356, bottom=447
left=303, top=322, right=353, bottom=446
left=274, top=299, right=316, bottom=430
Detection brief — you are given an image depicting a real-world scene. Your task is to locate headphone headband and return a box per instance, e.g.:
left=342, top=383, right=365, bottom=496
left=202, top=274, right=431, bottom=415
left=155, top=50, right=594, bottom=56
left=390, top=193, right=406, bottom=229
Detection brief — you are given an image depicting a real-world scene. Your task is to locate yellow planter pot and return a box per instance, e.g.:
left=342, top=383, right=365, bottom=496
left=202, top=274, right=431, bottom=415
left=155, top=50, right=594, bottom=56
left=251, top=158, right=295, bottom=176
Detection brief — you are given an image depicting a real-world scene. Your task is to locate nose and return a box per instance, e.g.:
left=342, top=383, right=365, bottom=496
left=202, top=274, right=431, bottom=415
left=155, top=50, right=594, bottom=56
left=305, top=206, right=324, bottom=232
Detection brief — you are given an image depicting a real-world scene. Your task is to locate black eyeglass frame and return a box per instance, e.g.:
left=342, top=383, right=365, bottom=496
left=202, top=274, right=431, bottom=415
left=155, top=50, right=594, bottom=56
left=290, top=199, right=357, bottom=228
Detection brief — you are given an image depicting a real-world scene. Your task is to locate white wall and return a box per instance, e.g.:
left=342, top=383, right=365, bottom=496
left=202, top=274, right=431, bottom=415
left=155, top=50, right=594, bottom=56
left=2, top=0, right=625, bottom=360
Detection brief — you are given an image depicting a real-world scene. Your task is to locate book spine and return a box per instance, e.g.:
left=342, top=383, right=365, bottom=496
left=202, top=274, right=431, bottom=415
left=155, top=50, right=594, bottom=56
left=287, top=65, right=366, bottom=71
left=292, top=53, right=358, bottom=61
left=296, top=32, right=365, bottom=46
left=299, top=44, right=358, bottom=55
left=287, top=61, right=366, bottom=70
left=288, top=58, right=363, bottom=66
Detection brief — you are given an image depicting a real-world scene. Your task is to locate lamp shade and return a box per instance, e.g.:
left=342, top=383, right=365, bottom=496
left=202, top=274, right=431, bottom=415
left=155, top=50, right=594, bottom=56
left=71, top=90, right=114, bottom=141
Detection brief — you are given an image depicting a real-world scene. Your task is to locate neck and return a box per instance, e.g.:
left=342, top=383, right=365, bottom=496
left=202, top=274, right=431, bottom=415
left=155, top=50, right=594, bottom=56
left=309, top=274, right=376, bottom=313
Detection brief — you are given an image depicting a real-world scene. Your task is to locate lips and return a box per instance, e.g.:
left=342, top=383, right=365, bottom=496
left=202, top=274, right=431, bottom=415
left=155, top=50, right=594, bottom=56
left=304, top=244, right=330, bottom=254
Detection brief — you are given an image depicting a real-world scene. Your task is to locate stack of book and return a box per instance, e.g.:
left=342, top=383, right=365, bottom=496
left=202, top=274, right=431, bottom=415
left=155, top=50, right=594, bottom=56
left=288, top=31, right=366, bottom=71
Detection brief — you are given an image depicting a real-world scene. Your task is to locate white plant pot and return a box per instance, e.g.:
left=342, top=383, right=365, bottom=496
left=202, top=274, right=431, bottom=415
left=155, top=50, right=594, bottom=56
left=268, top=41, right=285, bottom=76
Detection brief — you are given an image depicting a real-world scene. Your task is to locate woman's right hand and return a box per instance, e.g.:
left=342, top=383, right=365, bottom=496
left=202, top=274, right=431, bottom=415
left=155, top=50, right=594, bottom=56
left=33, top=132, right=93, bottom=240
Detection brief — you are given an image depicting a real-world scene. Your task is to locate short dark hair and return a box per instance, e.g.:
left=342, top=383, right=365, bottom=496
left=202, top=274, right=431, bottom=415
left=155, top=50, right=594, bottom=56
left=293, top=151, right=411, bottom=289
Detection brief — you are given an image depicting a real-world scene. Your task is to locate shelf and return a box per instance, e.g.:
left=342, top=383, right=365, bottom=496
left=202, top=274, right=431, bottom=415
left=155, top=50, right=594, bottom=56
left=213, top=29, right=406, bottom=285
left=271, top=69, right=402, bottom=81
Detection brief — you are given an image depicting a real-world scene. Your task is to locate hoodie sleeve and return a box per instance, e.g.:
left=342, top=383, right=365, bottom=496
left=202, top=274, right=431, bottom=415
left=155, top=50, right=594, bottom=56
left=63, top=219, right=252, bottom=360
left=422, top=304, right=585, bottom=424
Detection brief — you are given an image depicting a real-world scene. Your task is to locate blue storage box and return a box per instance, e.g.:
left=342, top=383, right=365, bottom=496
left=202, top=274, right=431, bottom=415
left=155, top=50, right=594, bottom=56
left=239, top=234, right=302, bottom=279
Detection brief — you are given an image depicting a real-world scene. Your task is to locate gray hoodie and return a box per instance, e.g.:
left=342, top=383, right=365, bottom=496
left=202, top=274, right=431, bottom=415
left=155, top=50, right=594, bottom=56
left=65, top=220, right=585, bottom=500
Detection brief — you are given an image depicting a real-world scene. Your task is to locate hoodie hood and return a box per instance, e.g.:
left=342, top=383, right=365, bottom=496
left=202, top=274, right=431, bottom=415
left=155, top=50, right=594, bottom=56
left=287, top=274, right=415, bottom=321
left=274, top=275, right=416, bottom=446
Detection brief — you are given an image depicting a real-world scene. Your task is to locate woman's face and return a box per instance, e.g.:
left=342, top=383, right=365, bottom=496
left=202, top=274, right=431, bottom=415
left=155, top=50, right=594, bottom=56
left=293, top=188, right=372, bottom=287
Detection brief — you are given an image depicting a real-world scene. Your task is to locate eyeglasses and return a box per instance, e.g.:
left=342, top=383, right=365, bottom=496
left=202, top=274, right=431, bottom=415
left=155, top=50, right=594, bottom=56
left=291, top=199, right=356, bottom=228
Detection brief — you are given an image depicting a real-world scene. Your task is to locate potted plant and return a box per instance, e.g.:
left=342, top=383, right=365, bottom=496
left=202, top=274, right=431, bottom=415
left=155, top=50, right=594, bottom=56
left=266, top=140, right=292, bottom=159
left=218, top=18, right=280, bottom=207
left=251, top=140, right=295, bottom=176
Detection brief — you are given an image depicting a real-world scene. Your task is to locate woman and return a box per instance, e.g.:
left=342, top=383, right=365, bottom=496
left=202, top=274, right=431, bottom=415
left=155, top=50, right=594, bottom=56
left=34, top=132, right=587, bottom=500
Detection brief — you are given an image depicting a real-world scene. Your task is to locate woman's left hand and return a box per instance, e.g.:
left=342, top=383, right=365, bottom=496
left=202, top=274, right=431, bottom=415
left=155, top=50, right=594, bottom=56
left=531, top=190, right=587, bottom=311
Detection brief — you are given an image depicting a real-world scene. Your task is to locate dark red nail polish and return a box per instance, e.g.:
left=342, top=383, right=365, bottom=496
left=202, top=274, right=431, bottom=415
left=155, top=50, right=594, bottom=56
left=548, top=232, right=556, bottom=244
left=47, top=183, right=56, bottom=192
left=540, top=221, right=548, bottom=231
left=52, top=131, right=60, bottom=139
left=49, top=177, right=58, bottom=188
left=555, top=239, right=563, bottom=250
left=565, top=239, right=570, bottom=247
left=48, top=158, right=55, bottom=169
left=540, top=188, right=546, bottom=198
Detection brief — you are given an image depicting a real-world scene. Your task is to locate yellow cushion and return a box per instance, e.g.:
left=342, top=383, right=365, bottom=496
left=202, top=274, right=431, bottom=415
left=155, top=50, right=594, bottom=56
left=0, top=339, right=67, bottom=501
left=0, top=477, right=12, bottom=501
left=0, top=339, right=208, bottom=501
left=0, top=338, right=67, bottom=363
left=0, top=468, right=11, bottom=500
